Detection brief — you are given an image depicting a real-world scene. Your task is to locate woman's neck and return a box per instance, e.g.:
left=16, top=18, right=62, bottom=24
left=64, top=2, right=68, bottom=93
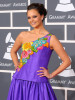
left=33, top=25, right=46, bottom=35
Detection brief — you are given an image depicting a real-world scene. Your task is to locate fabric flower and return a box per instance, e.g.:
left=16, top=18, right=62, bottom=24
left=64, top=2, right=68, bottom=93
left=22, top=58, right=27, bottom=63
left=18, top=34, right=52, bottom=68
left=22, top=50, right=28, bottom=58
left=37, top=45, right=44, bottom=50
left=22, top=42, right=33, bottom=51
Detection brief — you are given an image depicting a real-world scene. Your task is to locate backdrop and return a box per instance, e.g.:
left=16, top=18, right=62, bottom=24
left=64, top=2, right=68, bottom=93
left=0, top=0, right=75, bottom=100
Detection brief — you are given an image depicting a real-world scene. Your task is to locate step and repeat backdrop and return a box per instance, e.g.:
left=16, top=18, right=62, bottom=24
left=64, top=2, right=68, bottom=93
left=0, top=0, right=75, bottom=100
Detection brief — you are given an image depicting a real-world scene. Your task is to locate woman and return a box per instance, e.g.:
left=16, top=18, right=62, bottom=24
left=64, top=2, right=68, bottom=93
left=7, top=3, right=71, bottom=100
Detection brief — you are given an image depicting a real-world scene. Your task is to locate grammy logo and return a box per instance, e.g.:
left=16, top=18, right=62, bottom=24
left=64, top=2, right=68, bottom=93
left=58, top=55, right=75, bottom=77
left=55, top=0, right=75, bottom=12
left=3, top=32, right=20, bottom=60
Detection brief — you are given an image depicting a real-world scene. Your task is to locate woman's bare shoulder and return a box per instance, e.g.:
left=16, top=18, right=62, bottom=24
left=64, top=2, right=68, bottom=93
left=50, top=34, right=63, bottom=51
left=20, top=31, right=28, bottom=36
left=50, top=35, right=59, bottom=47
left=20, top=31, right=31, bottom=37
left=20, top=31, right=32, bottom=43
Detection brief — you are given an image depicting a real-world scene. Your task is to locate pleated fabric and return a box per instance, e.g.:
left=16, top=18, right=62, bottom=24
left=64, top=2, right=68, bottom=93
left=7, top=78, right=57, bottom=100
left=7, top=33, right=57, bottom=100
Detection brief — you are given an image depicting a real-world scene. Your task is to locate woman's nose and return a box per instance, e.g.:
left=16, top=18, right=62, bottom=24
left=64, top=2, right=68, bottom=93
left=30, top=17, right=34, bottom=22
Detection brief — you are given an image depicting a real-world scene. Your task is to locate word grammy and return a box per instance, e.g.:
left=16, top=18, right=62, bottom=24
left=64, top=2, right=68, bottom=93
left=49, top=15, right=75, bottom=19
left=0, top=62, right=12, bottom=67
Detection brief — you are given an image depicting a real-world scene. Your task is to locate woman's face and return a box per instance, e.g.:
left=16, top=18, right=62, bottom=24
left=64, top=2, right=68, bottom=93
left=27, top=9, right=44, bottom=28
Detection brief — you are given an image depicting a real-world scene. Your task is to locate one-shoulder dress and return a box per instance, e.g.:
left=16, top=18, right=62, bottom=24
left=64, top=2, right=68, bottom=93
left=7, top=33, right=57, bottom=100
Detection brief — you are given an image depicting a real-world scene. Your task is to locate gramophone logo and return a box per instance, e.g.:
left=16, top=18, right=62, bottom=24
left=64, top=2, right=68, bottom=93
left=3, top=32, right=20, bottom=60
left=55, top=0, right=75, bottom=12
left=58, top=47, right=75, bottom=77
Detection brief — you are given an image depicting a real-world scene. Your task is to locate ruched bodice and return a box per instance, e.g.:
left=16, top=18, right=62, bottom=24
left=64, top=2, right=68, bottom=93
left=12, top=33, right=54, bottom=83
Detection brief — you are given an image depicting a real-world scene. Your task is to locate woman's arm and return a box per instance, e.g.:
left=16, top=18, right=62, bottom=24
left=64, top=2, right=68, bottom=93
left=49, top=35, right=71, bottom=78
left=10, top=32, right=23, bottom=70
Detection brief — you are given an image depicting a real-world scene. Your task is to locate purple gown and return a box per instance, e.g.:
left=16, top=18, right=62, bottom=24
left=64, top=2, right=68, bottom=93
left=7, top=33, right=57, bottom=100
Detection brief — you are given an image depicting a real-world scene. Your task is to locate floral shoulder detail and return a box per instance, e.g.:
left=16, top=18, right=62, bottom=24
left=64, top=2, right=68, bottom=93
left=48, top=34, right=52, bottom=36
left=18, top=33, right=52, bottom=68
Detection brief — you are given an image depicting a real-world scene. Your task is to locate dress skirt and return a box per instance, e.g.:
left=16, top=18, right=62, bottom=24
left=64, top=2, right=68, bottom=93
left=7, top=77, right=57, bottom=100
left=7, top=33, right=57, bottom=100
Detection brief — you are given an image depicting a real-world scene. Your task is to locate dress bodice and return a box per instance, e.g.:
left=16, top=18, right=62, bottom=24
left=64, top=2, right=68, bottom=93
left=12, top=33, right=54, bottom=83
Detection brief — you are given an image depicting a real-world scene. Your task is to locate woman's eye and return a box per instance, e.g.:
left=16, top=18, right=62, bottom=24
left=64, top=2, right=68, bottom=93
left=33, top=16, right=37, bottom=18
left=28, top=16, right=37, bottom=19
left=28, top=17, right=30, bottom=19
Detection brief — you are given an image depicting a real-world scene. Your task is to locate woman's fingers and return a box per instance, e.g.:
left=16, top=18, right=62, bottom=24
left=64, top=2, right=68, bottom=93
left=37, top=72, right=44, bottom=75
left=39, top=75, right=45, bottom=77
left=37, top=70, right=44, bottom=72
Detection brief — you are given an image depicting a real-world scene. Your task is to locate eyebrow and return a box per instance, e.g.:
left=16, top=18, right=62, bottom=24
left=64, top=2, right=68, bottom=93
left=27, top=15, right=37, bottom=17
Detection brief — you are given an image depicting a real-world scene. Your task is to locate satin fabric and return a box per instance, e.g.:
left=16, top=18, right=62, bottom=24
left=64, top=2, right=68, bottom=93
left=7, top=33, right=57, bottom=100
left=7, top=78, right=57, bottom=100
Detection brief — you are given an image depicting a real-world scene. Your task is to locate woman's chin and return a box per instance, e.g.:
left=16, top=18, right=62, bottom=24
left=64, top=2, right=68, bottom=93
left=32, top=25, right=39, bottom=28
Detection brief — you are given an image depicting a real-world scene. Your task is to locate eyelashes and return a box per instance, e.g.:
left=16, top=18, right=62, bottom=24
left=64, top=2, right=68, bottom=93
left=33, top=16, right=37, bottom=18
left=28, top=16, right=37, bottom=19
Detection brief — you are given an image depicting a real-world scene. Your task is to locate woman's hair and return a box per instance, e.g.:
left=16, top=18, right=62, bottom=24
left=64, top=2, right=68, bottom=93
left=26, top=3, right=48, bottom=22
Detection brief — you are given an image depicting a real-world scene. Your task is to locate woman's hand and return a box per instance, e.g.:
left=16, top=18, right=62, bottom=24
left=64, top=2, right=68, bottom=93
left=37, top=67, right=53, bottom=79
left=15, top=62, right=20, bottom=71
